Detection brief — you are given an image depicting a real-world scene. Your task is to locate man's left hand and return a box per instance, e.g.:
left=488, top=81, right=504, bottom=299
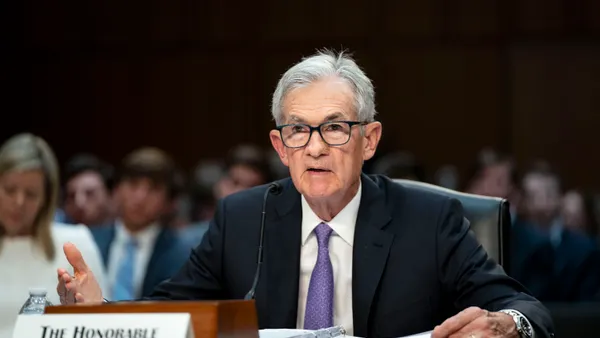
left=431, top=307, right=519, bottom=338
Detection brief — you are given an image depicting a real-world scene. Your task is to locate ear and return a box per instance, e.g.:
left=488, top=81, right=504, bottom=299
left=362, top=122, right=382, bottom=161
left=269, top=129, right=289, bottom=167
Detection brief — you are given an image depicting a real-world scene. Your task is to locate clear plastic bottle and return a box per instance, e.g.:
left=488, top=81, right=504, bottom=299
left=18, top=288, right=53, bottom=315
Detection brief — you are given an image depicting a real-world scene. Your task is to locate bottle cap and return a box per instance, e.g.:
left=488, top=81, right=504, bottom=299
left=29, top=288, right=48, bottom=296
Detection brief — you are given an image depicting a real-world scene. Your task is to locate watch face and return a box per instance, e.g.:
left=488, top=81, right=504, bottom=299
left=519, top=316, right=533, bottom=337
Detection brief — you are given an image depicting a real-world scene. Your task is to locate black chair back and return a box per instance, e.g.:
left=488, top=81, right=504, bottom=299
left=393, top=179, right=511, bottom=270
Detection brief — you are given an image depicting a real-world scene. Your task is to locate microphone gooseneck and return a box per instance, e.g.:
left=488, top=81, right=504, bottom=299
left=244, top=182, right=282, bottom=300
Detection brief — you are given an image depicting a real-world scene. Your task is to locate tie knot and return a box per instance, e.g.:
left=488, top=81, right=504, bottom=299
left=314, top=223, right=333, bottom=246
left=126, top=237, right=138, bottom=248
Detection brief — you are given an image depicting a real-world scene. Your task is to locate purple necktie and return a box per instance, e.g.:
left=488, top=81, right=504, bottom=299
left=304, top=222, right=334, bottom=330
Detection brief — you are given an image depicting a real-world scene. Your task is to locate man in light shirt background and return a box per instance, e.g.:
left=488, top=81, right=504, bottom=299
left=88, top=147, right=189, bottom=300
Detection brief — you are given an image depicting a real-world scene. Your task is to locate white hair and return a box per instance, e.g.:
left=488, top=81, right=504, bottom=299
left=271, top=50, right=377, bottom=125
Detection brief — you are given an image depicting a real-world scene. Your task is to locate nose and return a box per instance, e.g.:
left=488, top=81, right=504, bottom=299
left=75, top=192, right=86, bottom=208
left=132, top=186, right=150, bottom=201
left=14, top=191, right=25, bottom=207
left=305, top=129, right=328, bottom=158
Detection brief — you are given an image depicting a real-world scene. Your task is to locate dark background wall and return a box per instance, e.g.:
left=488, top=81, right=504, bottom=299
left=4, top=0, right=600, bottom=189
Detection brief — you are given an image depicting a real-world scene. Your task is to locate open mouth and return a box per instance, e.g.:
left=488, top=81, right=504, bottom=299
left=307, top=168, right=331, bottom=173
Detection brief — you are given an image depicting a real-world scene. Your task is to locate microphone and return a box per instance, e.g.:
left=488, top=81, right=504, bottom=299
left=244, top=181, right=283, bottom=300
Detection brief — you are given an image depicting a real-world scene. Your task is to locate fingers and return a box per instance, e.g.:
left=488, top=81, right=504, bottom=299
left=56, top=268, right=75, bottom=305
left=56, top=272, right=90, bottom=305
left=432, top=307, right=487, bottom=338
left=57, top=268, right=68, bottom=277
left=63, top=242, right=89, bottom=274
left=56, top=269, right=67, bottom=304
left=447, top=316, right=488, bottom=338
left=75, top=293, right=85, bottom=304
left=64, top=276, right=79, bottom=293
left=448, top=312, right=511, bottom=338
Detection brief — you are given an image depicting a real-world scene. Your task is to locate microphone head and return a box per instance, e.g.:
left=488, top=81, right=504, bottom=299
left=268, top=182, right=283, bottom=195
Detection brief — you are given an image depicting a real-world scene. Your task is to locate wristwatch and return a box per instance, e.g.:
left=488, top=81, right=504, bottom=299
left=499, top=309, right=534, bottom=338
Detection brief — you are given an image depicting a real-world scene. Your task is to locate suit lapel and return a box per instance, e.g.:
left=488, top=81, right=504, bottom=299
left=91, top=225, right=116, bottom=267
left=352, top=174, right=393, bottom=337
left=142, top=227, right=171, bottom=297
left=264, top=179, right=302, bottom=329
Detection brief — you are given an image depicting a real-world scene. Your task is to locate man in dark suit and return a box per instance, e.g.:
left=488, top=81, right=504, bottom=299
left=88, top=147, right=190, bottom=299
left=520, top=163, right=600, bottom=302
left=57, top=50, right=553, bottom=337
left=463, top=150, right=556, bottom=301
left=510, top=218, right=556, bottom=301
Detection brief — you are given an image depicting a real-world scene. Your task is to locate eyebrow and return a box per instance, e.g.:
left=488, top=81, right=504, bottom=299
left=323, top=112, right=345, bottom=121
left=288, top=112, right=347, bottom=124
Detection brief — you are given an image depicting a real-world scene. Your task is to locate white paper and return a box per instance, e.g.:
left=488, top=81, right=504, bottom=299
left=258, top=328, right=430, bottom=338
left=260, top=329, right=312, bottom=338
left=401, top=330, right=432, bottom=337
left=259, top=329, right=361, bottom=338
left=13, top=313, right=194, bottom=338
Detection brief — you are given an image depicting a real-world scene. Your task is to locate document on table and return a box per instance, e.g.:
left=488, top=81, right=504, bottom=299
left=258, top=329, right=431, bottom=338
left=401, top=331, right=432, bottom=337
left=259, top=329, right=359, bottom=338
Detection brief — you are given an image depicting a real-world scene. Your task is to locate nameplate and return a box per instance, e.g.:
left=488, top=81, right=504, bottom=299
left=13, top=313, right=194, bottom=338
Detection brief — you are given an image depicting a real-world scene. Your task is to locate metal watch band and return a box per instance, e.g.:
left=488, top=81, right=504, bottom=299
left=499, top=309, right=533, bottom=338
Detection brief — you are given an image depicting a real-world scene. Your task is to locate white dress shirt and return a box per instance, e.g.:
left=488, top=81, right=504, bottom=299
left=296, top=183, right=361, bottom=335
left=107, top=220, right=161, bottom=299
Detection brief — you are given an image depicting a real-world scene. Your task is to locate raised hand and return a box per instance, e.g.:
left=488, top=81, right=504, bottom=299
left=56, top=242, right=104, bottom=305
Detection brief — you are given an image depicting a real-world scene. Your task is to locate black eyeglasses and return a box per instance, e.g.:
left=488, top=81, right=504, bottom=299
left=275, top=121, right=368, bottom=148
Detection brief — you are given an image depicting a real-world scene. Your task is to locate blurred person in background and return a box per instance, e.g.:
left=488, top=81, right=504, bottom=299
left=267, top=148, right=290, bottom=180
left=214, top=144, right=272, bottom=199
left=465, top=149, right=556, bottom=301
left=519, top=162, right=600, bottom=301
left=370, top=151, right=425, bottom=181
left=562, top=189, right=599, bottom=239
left=178, top=159, right=226, bottom=249
left=89, top=147, right=189, bottom=300
left=433, top=165, right=459, bottom=190
left=178, top=184, right=215, bottom=250
left=180, top=145, right=273, bottom=248
left=465, top=148, right=521, bottom=215
left=0, top=134, right=107, bottom=338
left=189, top=159, right=226, bottom=223
left=59, top=154, right=115, bottom=227
left=160, top=169, right=190, bottom=229
left=520, top=162, right=562, bottom=232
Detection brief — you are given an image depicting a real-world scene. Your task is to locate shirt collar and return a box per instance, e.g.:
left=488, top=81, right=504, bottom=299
left=114, top=219, right=161, bottom=247
left=301, top=181, right=362, bottom=247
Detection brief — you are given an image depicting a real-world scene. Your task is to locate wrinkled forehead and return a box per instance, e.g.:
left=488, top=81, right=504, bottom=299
left=281, top=79, right=358, bottom=124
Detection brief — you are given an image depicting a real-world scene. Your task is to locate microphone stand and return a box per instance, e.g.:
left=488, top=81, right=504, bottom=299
left=244, top=182, right=282, bottom=300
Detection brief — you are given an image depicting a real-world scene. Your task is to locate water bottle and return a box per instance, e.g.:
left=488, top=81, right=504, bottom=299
left=18, top=288, right=53, bottom=315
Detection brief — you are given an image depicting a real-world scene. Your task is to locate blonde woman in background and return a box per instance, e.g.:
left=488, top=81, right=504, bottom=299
left=0, top=133, right=107, bottom=338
